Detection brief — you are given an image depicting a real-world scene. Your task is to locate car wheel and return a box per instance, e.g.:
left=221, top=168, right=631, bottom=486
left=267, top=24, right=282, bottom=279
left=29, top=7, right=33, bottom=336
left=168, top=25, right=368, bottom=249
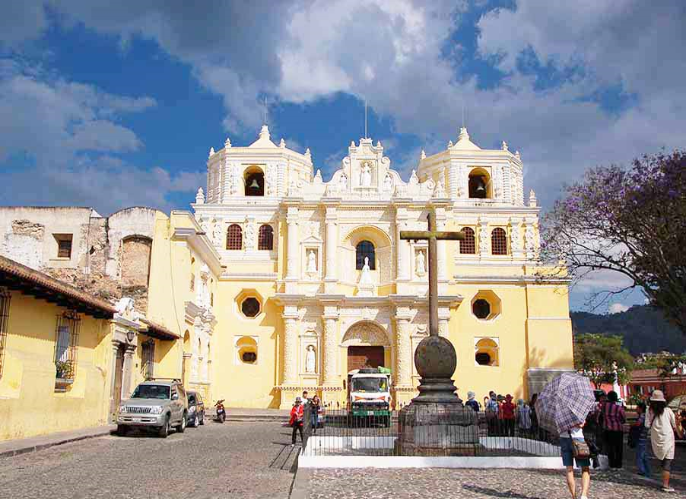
left=158, top=415, right=170, bottom=438
left=193, top=413, right=201, bottom=428
left=176, top=412, right=187, bottom=433
left=116, top=425, right=128, bottom=437
left=199, top=411, right=204, bottom=425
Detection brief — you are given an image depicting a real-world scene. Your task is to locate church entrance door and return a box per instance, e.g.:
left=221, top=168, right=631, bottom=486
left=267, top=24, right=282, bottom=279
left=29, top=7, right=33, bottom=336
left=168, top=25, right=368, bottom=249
left=347, top=346, right=385, bottom=373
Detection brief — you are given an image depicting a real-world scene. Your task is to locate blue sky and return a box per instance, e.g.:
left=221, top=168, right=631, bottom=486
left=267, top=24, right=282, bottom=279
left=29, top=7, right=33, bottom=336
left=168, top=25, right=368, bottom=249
left=1, top=1, right=684, bottom=313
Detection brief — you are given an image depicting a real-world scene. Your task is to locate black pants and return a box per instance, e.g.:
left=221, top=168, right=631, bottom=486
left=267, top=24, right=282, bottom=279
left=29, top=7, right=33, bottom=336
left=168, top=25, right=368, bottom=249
left=291, top=422, right=303, bottom=444
left=503, top=418, right=515, bottom=436
left=604, top=430, right=624, bottom=468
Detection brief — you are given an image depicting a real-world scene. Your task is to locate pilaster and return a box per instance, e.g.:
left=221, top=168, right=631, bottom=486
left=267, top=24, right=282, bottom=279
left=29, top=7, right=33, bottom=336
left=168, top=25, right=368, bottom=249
left=322, top=306, right=339, bottom=386
left=285, top=206, right=299, bottom=293
left=324, top=205, right=339, bottom=293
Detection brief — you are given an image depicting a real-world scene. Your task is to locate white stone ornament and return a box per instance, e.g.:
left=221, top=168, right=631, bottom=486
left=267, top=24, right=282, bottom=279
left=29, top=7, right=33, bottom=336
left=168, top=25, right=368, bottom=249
left=224, top=137, right=231, bottom=148
left=279, top=138, right=286, bottom=148
left=212, top=220, right=223, bottom=244
left=415, top=250, right=426, bottom=276
left=314, top=170, right=323, bottom=184
left=384, top=173, right=393, bottom=192
left=340, top=173, right=348, bottom=189
left=479, top=223, right=490, bottom=255
left=528, top=189, right=537, bottom=207
left=244, top=222, right=255, bottom=249
left=196, top=187, right=205, bottom=205
left=356, top=256, right=374, bottom=297
left=502, top=141, right=508, bottom=151
left=307, top=250, right=317, bottom=273
left=409, top=170, right=419, bottom=186
left=209, top=147, right=215, bottom=158
left=360, top=163, right=372, bottom=187
left=305, top=345, right=316, bottom=373
left=420, top=149, right=426, bottom=160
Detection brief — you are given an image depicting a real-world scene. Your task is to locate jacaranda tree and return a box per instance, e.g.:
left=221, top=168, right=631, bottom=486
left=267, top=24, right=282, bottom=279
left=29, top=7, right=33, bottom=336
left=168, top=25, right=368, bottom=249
left=541, top=150, right=686, bottom=334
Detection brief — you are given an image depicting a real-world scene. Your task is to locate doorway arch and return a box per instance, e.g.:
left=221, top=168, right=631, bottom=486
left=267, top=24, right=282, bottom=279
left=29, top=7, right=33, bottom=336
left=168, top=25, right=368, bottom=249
left=341, top=321, right=389, bottom=373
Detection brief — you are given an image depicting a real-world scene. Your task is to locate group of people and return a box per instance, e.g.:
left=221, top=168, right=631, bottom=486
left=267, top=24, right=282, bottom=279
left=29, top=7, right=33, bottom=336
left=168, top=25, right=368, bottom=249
left=288, top=390, right=323, bottom=446
left=566, top=389, right=684, bottom=497
left=464, top=391, right=538, bottom=437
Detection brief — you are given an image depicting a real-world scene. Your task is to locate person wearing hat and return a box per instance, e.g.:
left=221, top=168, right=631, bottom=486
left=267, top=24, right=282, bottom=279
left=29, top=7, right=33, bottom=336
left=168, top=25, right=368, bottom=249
left=289, top=397, right=305, bottom=446
left=646, top=390, right=684, bottom=492
left=501, top=394, right=516, bottom=437
left=465, top=391, right=480, bottom=412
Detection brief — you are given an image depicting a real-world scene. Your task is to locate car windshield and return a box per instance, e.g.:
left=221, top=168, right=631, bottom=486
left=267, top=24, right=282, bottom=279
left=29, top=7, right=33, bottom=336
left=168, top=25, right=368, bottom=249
left=131, top=384, right=170, bottom=400
left=188, top=395, right=196, bottom=404
left=352, top=377, right=387, bottom=393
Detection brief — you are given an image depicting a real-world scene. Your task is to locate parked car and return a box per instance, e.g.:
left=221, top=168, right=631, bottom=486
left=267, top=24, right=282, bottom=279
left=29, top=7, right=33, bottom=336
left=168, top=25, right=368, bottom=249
left=186, top=390, right=205, bottom=427
left=116, top=379, right=188, bottom=438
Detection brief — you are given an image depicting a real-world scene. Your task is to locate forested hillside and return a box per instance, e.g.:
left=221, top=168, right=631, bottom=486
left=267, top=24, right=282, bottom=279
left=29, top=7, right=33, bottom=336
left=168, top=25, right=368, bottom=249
left=571, top=305, right=686, bottom=356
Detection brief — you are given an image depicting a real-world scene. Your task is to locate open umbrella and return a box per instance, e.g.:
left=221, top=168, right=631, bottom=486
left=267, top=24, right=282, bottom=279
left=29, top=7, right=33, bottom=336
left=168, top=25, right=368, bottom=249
left=535, top=372, right=597, bottom=434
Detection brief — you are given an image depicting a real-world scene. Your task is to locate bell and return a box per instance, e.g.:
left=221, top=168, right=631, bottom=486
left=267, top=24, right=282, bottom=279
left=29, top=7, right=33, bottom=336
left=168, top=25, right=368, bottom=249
left=475, top=179, right=486, bottom=194
left=248, top=178, right=260, bottom=190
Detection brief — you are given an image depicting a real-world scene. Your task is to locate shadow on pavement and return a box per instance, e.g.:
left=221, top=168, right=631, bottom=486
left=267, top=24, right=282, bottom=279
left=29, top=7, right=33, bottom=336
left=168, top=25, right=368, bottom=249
left=462, top=485, right=545, bottom=499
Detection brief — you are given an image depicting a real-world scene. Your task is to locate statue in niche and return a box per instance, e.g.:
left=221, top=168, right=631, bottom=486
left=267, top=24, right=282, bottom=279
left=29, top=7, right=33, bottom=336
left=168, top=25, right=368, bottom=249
left=415, top=250, right=426, bottom=276
left=359, top=256, right=373, bottom=285
left=339, top=172, right=348, bottom=189
left=384, top=173, right=393, bottom=191
left=360, top=163, right=372, bottom=187
left=307, top=250, right=317, bottom=273
left=305, top=345, right=316, bottom=373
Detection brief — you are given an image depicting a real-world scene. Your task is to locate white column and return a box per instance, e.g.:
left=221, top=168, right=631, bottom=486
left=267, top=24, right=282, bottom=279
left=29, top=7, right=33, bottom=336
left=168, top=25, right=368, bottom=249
left=324, top=207, right=338, bottom=292
left=283, top=317, right=298, bottom=385
left=286, top=207, right=299, bottom=280
left=396, top=218, right=410, bottom=281
left=323, top=316, right=338, bottom=385
left=395, top=317, right=412, bottom=386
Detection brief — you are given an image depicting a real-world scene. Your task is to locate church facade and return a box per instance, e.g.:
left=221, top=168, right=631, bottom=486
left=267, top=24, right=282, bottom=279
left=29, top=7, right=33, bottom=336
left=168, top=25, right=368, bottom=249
left=189, top=125, right=574, bottom=409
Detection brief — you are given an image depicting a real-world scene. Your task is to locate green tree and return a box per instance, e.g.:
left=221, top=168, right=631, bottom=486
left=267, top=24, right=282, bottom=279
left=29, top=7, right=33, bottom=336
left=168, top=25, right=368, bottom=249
left=640, top=352, right=686, bottom=380
left=574, top=334, right=634, bottom=388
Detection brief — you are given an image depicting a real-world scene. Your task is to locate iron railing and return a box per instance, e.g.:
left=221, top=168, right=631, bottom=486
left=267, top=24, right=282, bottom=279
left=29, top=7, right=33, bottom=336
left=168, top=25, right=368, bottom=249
left=301, top=404, right=562, bottom=457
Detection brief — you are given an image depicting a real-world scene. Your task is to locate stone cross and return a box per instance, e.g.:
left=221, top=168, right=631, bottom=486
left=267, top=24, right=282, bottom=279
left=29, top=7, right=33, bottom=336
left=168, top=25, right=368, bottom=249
left=400, top=208, right=464, bottom=337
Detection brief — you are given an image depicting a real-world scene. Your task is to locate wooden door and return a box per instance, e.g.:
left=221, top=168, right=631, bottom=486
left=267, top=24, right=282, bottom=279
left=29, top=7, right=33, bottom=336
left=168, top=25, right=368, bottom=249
left=113, top=344, right=125, bottom=407
left=347, top=346, right=385, bottom=373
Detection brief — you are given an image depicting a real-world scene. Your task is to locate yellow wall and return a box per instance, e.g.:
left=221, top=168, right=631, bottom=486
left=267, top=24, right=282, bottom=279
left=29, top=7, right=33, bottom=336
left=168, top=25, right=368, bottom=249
left=0, top=291, right=113, bottom=441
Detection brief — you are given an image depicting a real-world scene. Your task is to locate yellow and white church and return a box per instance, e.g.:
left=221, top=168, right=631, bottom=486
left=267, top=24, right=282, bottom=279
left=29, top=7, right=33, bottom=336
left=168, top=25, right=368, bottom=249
left=150, top=124, right=575, bottom=409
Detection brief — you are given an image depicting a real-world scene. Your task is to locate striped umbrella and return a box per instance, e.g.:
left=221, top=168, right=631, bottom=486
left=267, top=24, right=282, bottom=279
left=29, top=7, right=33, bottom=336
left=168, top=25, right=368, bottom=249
left=535, top=372, right=597, bottom=434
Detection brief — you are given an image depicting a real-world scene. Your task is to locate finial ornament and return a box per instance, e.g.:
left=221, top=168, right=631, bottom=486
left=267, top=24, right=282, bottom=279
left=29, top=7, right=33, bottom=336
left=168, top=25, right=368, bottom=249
left=196, top=187, right=205, bottom=205
left=259, top=124, right=270, bottom=140
left=515, top=150, right=521, bottom=159
left=448, top=140, right=454, bottom=148
left=420, top=149, right=426, bottom=160
left=528, top=189, right=537, bottom=207
left=208, top=147, right=215, bottom=158
left=279, top=138, right=286, bottom=148
left=305, top=148, right=312, bottom=160
left=458, top=127, right=470, bottom=142
left=376, top=140, right=382, bottom=148
left=502, top=141, right=508, bottom=151
left=224, top=137, right=231, bottom=148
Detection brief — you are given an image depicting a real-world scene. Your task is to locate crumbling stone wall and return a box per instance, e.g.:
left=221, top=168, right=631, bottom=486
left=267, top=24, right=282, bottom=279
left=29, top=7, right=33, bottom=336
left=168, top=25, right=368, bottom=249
left=2, top=220, right=46, bottom=269
left=121, top=236, right=152, bottom=287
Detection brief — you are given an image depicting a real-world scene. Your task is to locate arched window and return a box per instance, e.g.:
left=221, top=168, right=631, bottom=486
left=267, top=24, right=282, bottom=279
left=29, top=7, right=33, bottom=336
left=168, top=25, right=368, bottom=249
left=226, top=224, right=242, bottom=250
left=468, top=170, right=490, bottom=199
left=491, top=228, right=508, bottom=255
left=258, top=224, right=273, bottom=250
left=244, top=167, right=265, bottom=196
left=459, top=227, right=476, bottom=254
left=355, top=240, right=376, bottom=270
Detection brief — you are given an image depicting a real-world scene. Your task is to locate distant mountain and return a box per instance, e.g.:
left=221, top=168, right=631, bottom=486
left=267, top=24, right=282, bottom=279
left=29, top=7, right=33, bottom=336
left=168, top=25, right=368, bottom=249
left=571, top=305, right=686, bottom=356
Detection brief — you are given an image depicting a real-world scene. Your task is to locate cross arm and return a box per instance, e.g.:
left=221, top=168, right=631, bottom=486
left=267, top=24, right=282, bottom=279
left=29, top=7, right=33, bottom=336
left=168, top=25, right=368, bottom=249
left=400, top=231, right=465, bottom=241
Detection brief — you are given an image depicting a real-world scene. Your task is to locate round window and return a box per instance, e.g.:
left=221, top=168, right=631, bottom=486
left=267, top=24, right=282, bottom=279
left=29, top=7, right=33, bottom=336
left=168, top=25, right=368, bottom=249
left=475, top=352, right=492, bottom=365
left=241, top=351, right=257, bottom=363
left=472, top=299, right=491, bottom=319
left=241, top=297, right=260, bottom=317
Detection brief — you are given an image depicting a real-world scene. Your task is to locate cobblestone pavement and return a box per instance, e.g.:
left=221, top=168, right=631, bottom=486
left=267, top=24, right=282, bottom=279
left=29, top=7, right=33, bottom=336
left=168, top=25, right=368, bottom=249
left=306, top=467, right=686, bottom=499
left=0, top=422, right=299, bottom=499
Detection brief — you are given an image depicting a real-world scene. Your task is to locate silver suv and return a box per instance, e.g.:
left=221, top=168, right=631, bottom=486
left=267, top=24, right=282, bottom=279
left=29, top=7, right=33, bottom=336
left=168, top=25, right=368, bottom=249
left=117, top=379, right=188, bottom=438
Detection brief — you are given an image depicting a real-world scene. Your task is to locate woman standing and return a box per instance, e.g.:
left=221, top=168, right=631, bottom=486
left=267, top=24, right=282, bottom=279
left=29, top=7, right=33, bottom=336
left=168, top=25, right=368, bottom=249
left=602, top=390, right=626, bottom=468
left=560, top=424, right=591, bottom=499
left=289, top=397, right=304, bottom=446
left=310, top=395, right=322, bottom=434
left=646, top=390, right=684, bottom=492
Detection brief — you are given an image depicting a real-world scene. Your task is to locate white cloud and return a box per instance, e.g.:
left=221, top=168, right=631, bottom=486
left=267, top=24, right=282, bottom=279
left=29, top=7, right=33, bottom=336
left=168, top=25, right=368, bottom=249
left=608, top=303, right=630, bottom=314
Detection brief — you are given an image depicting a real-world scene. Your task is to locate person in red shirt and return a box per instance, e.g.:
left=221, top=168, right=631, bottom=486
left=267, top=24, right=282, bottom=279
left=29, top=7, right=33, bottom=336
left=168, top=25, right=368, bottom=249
left=290, top=397, right=304, bottom=446
left=501, top=394, right=516, bottom=436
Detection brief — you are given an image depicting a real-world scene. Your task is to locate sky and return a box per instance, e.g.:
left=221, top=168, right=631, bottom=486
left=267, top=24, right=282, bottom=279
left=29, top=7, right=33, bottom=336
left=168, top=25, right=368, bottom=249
left=0, top=1, right=684, bottom=313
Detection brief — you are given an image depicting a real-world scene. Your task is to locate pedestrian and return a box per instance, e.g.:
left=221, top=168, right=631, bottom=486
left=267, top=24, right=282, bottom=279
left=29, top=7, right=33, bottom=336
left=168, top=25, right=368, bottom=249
left=310, top=395, right=322, bottom=434
left=515, top=398, right=532, bottom=435
left=530, top=393, right=539, bottom=436
left=290, top=397, right=304, bottom=446
left=629, top=402, right=650, bottom=477
left=646, top=390, right=684, bottom=492
left=465, top=391, right=480, bottom=412
left=302, top=390, right=310, bottom=403
left=486, top=391, right=499, bottom=435
left=602, top=390, right=626, bottom=468
left=560, top=423, right=592, bottom=499
left=501, top=394, right=516, bottom=436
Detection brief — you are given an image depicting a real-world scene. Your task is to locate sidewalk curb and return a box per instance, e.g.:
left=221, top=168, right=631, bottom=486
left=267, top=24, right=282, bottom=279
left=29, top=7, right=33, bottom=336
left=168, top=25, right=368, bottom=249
left=0, top=426, right=114, bottom=459
left=289, top=462, right=311, bottom=499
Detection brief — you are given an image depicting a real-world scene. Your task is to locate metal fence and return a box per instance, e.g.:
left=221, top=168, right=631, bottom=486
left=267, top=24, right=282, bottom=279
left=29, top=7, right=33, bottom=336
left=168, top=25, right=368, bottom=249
left=300, top=404, right=562, bottom=458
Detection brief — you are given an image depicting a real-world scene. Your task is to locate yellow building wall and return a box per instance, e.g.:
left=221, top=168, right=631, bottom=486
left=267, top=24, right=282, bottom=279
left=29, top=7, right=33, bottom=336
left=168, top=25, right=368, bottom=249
left=0, top=291, right=113, bottom=441
left=211, top=281, right=282, bottom=408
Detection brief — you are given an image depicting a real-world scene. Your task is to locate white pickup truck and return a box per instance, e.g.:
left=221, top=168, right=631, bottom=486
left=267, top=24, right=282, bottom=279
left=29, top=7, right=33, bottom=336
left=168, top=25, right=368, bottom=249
left=348, top=367, right=392, bottom=427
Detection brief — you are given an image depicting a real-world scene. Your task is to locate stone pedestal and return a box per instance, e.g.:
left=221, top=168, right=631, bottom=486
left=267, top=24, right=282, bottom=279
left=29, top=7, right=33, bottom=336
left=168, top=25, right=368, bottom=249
left=396, top=402, right=479, bottom=456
